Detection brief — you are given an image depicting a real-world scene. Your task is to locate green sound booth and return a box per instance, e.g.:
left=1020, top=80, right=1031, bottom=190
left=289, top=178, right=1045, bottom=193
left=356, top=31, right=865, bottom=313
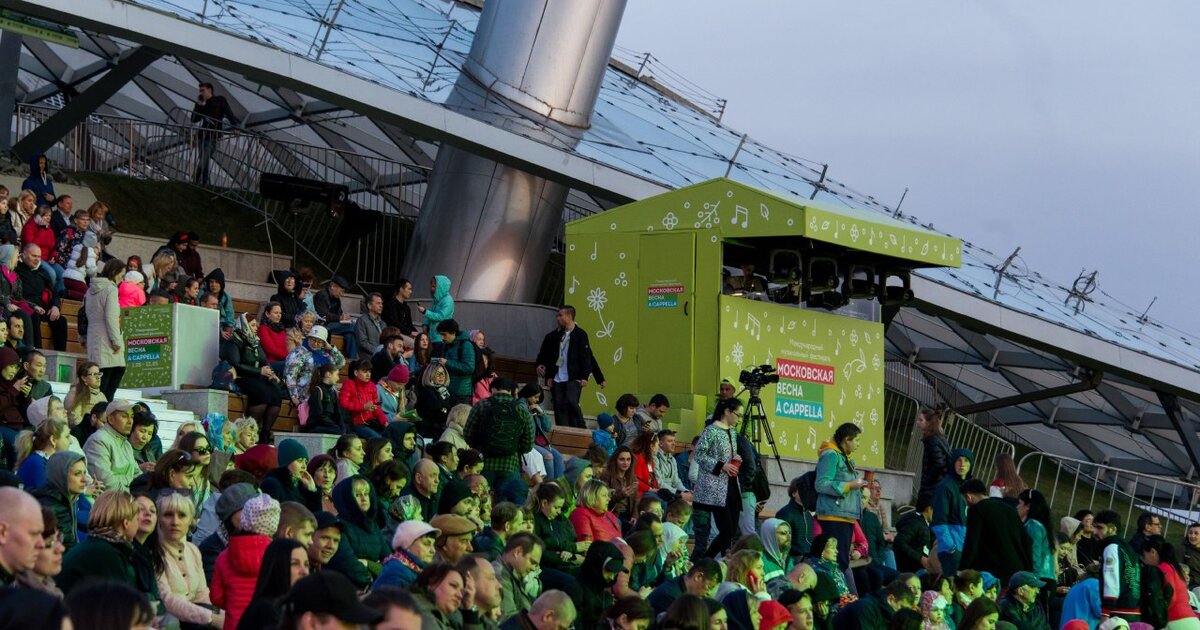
left=564, top=178, right=961, bottom=469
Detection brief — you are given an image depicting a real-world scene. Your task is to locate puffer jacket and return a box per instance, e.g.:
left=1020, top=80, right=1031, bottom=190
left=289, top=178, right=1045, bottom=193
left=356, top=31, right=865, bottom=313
left=814, top=440, right=862, bottom=521
left=118, top=280, right=146, bottom=308
left=211, top=533, right=271, bottom=630
left=931, top=447, right=974, bottom=553
left=919, top=433, right=951, bottom=501
left=338, top=376, right=388, bottom=428
left=85, top=277, right=124, bottom=368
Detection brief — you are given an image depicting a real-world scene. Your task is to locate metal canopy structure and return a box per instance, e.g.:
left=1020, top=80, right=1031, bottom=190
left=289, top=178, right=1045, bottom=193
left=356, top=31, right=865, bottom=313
left=6, top=0, right=1200, bottom=476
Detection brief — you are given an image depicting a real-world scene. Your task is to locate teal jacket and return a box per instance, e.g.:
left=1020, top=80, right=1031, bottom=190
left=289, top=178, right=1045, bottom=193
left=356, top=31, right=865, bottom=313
left=814, top=441, right=861, bottom=521
left=931, top=447, right=974, bottom=552
left=441, top=337, right=476, bottom=398
left=423, top=275, right=454, bottom=329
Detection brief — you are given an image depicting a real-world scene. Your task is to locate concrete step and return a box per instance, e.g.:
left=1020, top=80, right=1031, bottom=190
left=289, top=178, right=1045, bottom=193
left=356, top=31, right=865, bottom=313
left=48, top=381, right=197, bottom=448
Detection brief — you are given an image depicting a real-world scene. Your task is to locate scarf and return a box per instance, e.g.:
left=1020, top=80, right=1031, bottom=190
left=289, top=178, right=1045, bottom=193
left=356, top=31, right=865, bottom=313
left=88, top=527, right=133, bottom=550
left=387, top=548, right=426, bottom=574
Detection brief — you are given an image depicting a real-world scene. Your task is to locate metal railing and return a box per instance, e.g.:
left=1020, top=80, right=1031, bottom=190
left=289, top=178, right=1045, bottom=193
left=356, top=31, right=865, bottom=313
left=12, top=104, right=430, bottom=287
left=883, top=361, right=1016, bottom=500
left=1018, top=451, right=1200, bottom=539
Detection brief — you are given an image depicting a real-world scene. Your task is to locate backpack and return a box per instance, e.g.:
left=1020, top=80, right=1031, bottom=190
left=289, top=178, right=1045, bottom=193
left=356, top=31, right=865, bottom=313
left=468, top=396, right=527, bottom=458
left=752, top=457, right=772, bottom=503
left=794, top=470, right=818, bottom=511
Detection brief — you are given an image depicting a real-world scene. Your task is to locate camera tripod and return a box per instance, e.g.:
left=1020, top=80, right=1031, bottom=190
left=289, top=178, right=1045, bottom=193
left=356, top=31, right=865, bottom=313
left=734, top=385, right=786, bottom=480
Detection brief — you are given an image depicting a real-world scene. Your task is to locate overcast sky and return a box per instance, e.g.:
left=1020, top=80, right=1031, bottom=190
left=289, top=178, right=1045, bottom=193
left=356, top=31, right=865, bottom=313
left=616, top=1, right=1200, bottom=333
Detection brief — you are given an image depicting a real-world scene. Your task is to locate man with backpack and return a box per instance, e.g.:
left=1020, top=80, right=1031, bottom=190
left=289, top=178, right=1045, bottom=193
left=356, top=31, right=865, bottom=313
left=465, top=378, right=534, bottom=503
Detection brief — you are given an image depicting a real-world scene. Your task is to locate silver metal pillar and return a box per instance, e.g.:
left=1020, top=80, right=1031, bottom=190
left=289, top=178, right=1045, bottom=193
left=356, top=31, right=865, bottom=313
left=404, top=0, right=627, bottom=303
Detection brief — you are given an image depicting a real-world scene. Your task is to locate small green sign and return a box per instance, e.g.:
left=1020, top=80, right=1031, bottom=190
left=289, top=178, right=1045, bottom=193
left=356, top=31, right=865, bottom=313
left=122, top=305, right=174, bottom=388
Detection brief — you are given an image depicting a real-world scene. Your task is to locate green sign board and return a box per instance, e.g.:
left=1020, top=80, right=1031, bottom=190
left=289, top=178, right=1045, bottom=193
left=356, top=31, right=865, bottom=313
left=122, top=305, right=174, bottom=389
left=719, top=295, right=885, bottom=468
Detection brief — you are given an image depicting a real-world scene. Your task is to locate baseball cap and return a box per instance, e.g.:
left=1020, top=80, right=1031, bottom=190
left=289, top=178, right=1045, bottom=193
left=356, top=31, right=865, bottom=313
left=313, top=511, right=346, bottom=532
left=1008, top=571, right=1045, bottom=591
left=280, top=572, right=382, bottom=625
left=104, top=399, right=137, bottom=417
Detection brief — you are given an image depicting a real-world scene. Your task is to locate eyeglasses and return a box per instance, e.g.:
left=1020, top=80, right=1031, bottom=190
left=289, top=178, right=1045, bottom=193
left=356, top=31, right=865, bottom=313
left=84, top=371, right=101, bottom=378
left=193, top=446, right=213, bottom=455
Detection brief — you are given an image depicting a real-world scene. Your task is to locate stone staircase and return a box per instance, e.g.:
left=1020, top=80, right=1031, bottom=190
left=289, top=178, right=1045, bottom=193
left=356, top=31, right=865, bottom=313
left=47, top=380, right=197, bottom=448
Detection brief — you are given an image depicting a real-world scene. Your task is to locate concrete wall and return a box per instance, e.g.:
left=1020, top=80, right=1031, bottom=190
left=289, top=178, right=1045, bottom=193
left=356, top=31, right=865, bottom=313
left=0, top=175, right=97, bottom=210
left=107, top=232, right=283, bottom=286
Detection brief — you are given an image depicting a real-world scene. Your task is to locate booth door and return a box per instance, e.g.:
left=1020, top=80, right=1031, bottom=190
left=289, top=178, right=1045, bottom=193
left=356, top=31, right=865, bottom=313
left=638, top=232, right=695, bottom=393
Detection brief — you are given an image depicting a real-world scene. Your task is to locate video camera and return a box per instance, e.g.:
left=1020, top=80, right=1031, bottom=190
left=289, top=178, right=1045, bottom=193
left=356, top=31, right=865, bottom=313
left=738, top=364, right=779, bottom=389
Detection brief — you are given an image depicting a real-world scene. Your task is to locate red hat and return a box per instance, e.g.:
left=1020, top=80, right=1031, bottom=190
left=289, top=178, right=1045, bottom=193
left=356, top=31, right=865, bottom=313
left=234, top=444, right=278, bottom=480
left=758, top=600, right=792, bottom=630
left=387, top=363, right=410, bottom=385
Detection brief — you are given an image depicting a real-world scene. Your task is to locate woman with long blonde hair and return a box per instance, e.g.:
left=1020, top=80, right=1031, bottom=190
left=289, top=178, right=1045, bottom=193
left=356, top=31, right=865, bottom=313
left=65, top=362, right=107, bottom=429
left=15, top=417, right=71, bottom=489
left=12, top=189, right=36, bottom=234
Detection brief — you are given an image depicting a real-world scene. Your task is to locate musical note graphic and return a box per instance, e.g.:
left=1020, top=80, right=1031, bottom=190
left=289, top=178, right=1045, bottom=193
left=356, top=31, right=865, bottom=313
left=730, top=204, right=749, bottom=228
left=744, top=313, right=762, bottom=340
left=590, top=242, right=597, bottom=261
left=806, top=426, right=818, bottom=449
left=568, top=276, right=580, bottom=295
left=834, top=339, right=842, bottom=357
left=732, top=310, right=740, bottom=329
left=839, top=389, right=846, bottom=405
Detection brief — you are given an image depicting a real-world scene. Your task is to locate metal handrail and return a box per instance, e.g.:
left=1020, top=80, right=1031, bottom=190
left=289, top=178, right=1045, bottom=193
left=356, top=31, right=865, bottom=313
left=12, top=103, right=431, bottom=287
left=1017, top=451, right=1200, bottom=539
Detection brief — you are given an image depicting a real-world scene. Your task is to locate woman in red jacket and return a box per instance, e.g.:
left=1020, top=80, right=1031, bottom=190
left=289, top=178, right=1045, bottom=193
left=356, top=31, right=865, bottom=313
left=21, top=206, right=56, bottom=258
left=258, top=301, right=289, bottom=368
left=631, top=430, right=661, bottom=496
left=339, top=359, right=388, bottom=437
left=569, top=478, right=623, bottom=543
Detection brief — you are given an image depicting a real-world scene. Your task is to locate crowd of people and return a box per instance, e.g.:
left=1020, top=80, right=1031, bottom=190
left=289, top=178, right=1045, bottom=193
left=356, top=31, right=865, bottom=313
left=2, top=169, right=1200, bottom=630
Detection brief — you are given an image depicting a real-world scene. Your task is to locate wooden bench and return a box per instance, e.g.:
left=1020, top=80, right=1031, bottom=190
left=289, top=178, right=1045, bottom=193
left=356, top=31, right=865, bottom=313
left=549, top=426, right=595, bottom=458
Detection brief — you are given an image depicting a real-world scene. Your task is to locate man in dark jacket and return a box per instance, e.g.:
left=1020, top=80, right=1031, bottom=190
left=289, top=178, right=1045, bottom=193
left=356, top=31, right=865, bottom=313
left=315, top=275, right=356, bottom=358
left=534, top=306, right=606, bottom=429
left=192, top=82, right=239, bottom=184
left=647, top=558, right=721, bottom=617
left=498, top=590, right=576, bottom=630
left=931, top=446, right=974, bottom=578
left=776, top=476, right=815, bottom=562
left=999, top=571, right=1052, bottom=630
left=831, top=578, right=916, bottom=630
left=381, top=277, right=418, bottom=339
left=893, top=495, right=934, bottom=574
left=370, top=332, right=407, bottom=383
left=960, top=478, right=1032, bottom=587
left=15, top=243, right=67, bottom=351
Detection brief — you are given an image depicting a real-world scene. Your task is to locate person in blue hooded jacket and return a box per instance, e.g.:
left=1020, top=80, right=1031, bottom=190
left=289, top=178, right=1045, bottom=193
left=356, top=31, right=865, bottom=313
left=418, top=275, right=454, bottom=331
left=22, top=154, right=56, bottom=208
left=931, top=446, right=974, bottom=578
left=202, top=268, right=235, bottom=328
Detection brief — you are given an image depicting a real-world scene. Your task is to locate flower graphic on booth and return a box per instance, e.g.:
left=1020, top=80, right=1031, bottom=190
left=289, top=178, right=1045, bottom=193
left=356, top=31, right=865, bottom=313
left=662, top=212, right=679, bottom=230
left=587, top=288, right=607, bottom=312
left=731, top=342, right=745, bottom=366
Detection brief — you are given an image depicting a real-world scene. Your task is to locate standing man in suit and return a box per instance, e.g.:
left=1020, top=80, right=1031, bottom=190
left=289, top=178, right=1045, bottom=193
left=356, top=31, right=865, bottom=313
left=535, top=306, right=605, bottom=429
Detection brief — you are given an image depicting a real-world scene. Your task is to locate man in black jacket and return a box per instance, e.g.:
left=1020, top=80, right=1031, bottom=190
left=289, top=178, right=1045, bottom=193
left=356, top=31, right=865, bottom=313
left=960, top=478, right=1033, bottom=587
left=381, top=277, right=418, bottom=339
left=831, top=578, right=916, bottom=630
left=893, top=495, right=933, bottom=574
left=534, top=306, right=605, bottom=429
left=15, top=243, right=67, bottom=351
left=191, top=82, right=239, bottom=184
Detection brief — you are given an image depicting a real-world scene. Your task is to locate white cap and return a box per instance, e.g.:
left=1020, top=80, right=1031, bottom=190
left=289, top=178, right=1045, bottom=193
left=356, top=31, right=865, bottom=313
left=391, top=520, right=439, bottom=551
left=306, top=325, right=329, bottom=343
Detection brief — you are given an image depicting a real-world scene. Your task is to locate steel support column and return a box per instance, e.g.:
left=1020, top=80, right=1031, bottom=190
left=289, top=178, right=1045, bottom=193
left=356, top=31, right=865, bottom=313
left=0, top=32, right=24, bottom=151
left=1158, top=392, right=1200, bottom=479
left=954, top=369, right=1103, bottom=416
left=12, top=46, right=162, bottom=159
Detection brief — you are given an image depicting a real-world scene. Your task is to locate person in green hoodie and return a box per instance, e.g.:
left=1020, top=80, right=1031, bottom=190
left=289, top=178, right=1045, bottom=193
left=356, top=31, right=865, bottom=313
left=931, top=446, right=974, bottom=578
left=418, top=275, right=454, bottom=332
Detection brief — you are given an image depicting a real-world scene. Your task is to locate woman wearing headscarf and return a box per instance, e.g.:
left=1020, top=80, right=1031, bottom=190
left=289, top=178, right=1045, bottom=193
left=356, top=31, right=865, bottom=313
left=660, top=521, right=691, bottom=581
left=269, top=272, right=305, bottom=329
left=221, top=313, right=283, bottom=444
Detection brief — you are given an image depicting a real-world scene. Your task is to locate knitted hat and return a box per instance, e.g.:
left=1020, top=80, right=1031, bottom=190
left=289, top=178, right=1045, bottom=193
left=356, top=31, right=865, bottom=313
left=437, top=479, right=475, bottom=515
left=387, top=363, right=410, bottom=385
left=980, top=571, right=999, bottom=592
left=392, top=520, right=439, bottom=551
left=26, top=396, right=52, bottom=429
left=277, top=439, right=309, bottom=468
left=216, top=483, right=259, bottom=522
left=920, top=591, right=947, bottom=615
left=235, top=444, right=278, bottom=480
left=241, top=492, right=281, bottom=536
left=757, top=600, right=792, bottom=630
left=597, top=413, right=616, bottom=431
left=124, top=270, right=144, bottom=284
left=0, top=347, right=17, bottom=369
